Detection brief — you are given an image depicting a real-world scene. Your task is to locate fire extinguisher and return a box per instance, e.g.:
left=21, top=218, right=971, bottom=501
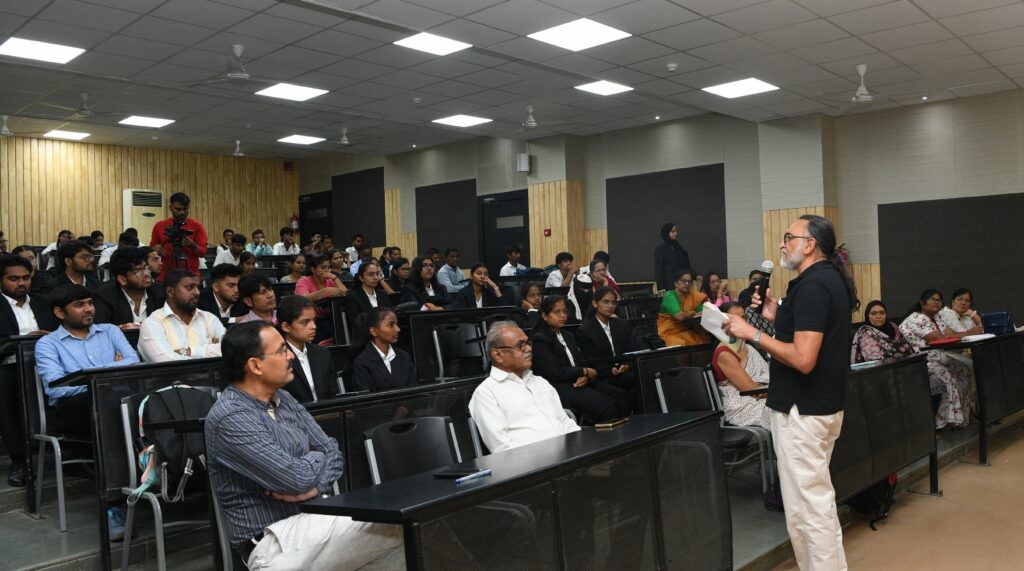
left=290, top=213, right=299, bottom=230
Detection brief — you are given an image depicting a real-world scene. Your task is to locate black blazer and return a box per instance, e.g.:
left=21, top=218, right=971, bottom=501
left=529, top=327, right=585, bottom=385
left=281, top=342, right=337, bottom=404
left=510, top=307, right=540, bottom=332
left=345, top=286, right=392, bottom=332
left=41, top=273, right=101, bottom=294
left=577, top=316, right=634, bottom=376
left=400, top=282, right=450, bottom=307
left=654, top=241, right=691, bottom=292
left=0, top=294, right=58, bottom=336
left=450, top=285, right=504, bottom=310
left=197, top=287, right=246, bottom=318
left=92, top=281, right=165, bottom=326
left=351, top=342, right=417, bottom=392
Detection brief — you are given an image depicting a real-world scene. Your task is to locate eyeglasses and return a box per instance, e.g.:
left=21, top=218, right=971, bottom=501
left=678, top=279, right=693, bottom=285
left=493, top=339, right=531, bottom=352
left=783, top=233, right=812, bottom=245
left=258, top=344, right=290, bottom=359
left=421, top=264, right=435, bottom=269
left=129, top=268, right=150, bottom=278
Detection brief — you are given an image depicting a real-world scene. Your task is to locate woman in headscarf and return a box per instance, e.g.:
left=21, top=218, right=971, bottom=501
left=654, top=223, right=691, bottom=292
left=850, top=300, right=914, bottom=363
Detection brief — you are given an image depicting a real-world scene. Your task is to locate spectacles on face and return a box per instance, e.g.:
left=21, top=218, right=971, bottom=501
left=927, top=297, right=942, bottom=304
left=783, top=232, right=813, bottom=245
left=678, top=279, right=693, bottom=285
left=421, top=264, right=435, bottom=269
left=258, top=344, right=290, bottom=359
left=494, top=339, right=531, bottom=352
left=129, top=267, right=149, bottom=278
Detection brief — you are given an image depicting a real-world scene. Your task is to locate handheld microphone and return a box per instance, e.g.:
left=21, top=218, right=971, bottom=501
left=753, top=260, right=774, bottom=314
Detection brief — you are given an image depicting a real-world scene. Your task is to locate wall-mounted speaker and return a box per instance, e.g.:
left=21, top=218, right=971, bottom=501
left=515, top=153, right=532, bottom=173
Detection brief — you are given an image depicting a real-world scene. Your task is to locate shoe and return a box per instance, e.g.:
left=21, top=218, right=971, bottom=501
left=107, top=506, right=126, bottom=542
left=7, top=461, right=27, bottom=487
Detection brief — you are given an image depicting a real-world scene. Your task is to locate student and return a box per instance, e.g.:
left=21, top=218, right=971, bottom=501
left=386, top=257, right=410, bottom=292
left=93, top=247, right=165, bottom=329
left=98, top=231, right=140, bottom=268
left=424, top=247, right=442, bottom=270
left=452, top=263, right=504, bottom=309
left=277, top=296, right=336, bottom=404
left=214, top=233, right=247, bottom=266
left=245, top=229, right=273, bottom=257
left=237, top=273, right=277, bottom=324
left=327, top=248, right=349, bottom=278
left=272, top=227, right=300, bottom=255
left=577, top=286, right=636, bottom=391
left=738, top=269, right=765, bottom=308
left=138, top=270, right=227, bottom=362
left=352, top=307, right=417, bottom=392
left=349, top=244, right=374, bottom=275
left=12, top=244, right=49, bottom=292
left=400, top=256, right=449, bottom=310
left=436, top=248, right=466, bottom=292
left=379, top=246, right=401, bottom=278
left=279, top=253, right=306, bottom=283
left=345, top=234, right=365, bottom=263
left=499, top=245, right=525, bottom=276
left=41, top=229, right=74, bottom=270
left=198, top=263, right=244, bottom=319
left=546, top=252, right=576, bottom=288
left=217, top=229, right=234, bottom=254
left=89, top=231, right=110, bottom=252
left=43, top=240, right=101, bottom=292
left=238, top=251, right=257, bottom=274
left=346, top=260, right=392, bottom=334
left=296, top=253, right=347, bottom=340
left=510, top=282, right=542, bottom=331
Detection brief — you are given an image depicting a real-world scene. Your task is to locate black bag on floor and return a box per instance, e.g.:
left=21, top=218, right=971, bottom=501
left=847, top=472, right=897, bottom=530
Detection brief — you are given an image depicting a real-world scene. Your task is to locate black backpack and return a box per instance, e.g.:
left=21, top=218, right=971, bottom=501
left=847, top=473, right=898, bottom=530
left=128, top=385, right=216, bottom=505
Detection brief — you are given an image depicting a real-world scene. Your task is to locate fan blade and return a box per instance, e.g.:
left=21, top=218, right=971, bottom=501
left=36, top=101, right=80, bottom=112
left=189, top=77, right=231, bottom=88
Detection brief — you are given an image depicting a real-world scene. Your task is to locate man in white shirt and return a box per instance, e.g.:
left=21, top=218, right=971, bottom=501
left=469, top=321, right=579, bottom=453
left=214, top=234, right=247, bottom=266
left=345, top=234, right=365, bottom=263
left=545, top=252, right=576, bottom=288
left=41, top=229, right=74, bottom=270
left=272, top=227, right=300, bottom=256
left=98, top=231, right=140, bottom=268
left=217, top=228, right=234, bottom=254
left=499, top=246, right=526, bottom=277
left=139, top=270, right=226, bottom=362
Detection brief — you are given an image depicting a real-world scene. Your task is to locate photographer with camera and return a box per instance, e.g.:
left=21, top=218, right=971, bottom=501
left=149, top=192, right=208, bottom=282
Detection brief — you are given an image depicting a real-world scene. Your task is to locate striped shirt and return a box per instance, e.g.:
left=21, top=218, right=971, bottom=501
left=204, top=386, right=343, bottom=550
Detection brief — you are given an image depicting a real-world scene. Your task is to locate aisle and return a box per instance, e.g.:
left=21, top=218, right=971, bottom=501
left=774, top=423, right=1024, bottom=570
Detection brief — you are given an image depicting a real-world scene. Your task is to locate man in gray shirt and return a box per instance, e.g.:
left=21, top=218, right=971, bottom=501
left=205, top=321, right=403, bottom=569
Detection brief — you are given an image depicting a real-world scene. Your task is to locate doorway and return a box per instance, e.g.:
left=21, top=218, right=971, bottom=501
left=479, top=189, right=529, bottom=277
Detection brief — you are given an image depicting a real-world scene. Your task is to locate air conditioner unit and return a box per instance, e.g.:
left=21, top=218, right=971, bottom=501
left=122, top=189, right=164, bottom=241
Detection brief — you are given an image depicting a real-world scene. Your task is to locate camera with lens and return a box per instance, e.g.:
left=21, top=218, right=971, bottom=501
left=163, top=219, right=194, bottom=242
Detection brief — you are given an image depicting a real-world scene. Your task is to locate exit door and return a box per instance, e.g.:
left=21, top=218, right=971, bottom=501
left=479, top=190, right=529, bottom=277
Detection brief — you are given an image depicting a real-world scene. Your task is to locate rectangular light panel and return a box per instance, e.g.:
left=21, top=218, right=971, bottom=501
left=119, top=115, right=175, bottom=128
left=0, top=37, right=85, bottom=64
left=44, top=130, right=90, bottom=140
left=574, top=80, right=633, bottom=96
left=255, top=82, right=328, bottom=102
left=277, top=134, right=325, bottom=145
left=432, top=114, right=492, bottom=127
left=528, top=18, right=630, bottom=52
left=702, top=78, right=779, bottom=99
left=394, top=32, right=471, bottom=56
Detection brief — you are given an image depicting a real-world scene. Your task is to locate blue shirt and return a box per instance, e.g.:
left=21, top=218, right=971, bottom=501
left=437, top=264, right=465, bottom=291
left=35, top=323, right=139, bottom=406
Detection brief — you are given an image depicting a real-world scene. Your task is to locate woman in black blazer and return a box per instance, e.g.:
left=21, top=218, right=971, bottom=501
left=400, top=256, right=449, bottom=310
left=510, top=282, right=542, bottom=331
left=529, top=295, right=631, bottom=424
left=451, top=263, right=505, bottom=309
left=352, top=307, right=417, bottom=392
left=577, top=286, right=637, bottom=392
left=346, top=260, right=392, bottom=339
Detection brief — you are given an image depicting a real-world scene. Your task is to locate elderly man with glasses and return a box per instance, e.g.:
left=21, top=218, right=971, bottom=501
left=469, top=321, right=579, bottom=454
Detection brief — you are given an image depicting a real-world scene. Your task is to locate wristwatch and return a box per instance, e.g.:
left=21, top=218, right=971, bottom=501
left=752, top=331, right=762, bottom=348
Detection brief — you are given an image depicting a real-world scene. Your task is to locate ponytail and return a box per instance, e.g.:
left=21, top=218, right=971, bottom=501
left=800, top=214, right=859, bottom=311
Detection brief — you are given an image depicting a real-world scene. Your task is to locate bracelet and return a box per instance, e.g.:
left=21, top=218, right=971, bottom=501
left=752, top=331, right=762, bottom=348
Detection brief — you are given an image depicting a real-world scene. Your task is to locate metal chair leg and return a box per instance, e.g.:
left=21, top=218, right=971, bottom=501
left=34, top=441, right=47, bottom=513
left=52, top=443, right=67, bottom=532
left=143, top=492, right=168, bottom=571
left=120, top=502, right=136, bottom=571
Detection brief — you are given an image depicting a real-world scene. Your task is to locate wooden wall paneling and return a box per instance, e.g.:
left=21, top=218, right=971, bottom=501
left=583, top=228, right=609, bottom=260
left=528, top=179, right=585, bottom=269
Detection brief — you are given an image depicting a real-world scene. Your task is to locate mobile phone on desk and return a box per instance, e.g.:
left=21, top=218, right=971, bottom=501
left=594, top=418, right=629, bottom=429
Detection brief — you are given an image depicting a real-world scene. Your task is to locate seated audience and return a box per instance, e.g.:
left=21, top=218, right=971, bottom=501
left=737, top=269, right=765, bottom=308
left=139, top=270, right=226, bottom=362
left=239, top=251, right=257, bottom=274
left=93, top=248, right=164, bottom=329
left=531, top=295, right=631, bottom=423
left=327, top=248, right=349, bottom=277
left=591, top=251, right=617, bottom=282
left=346, top=260, right=392, bottom=332
left=658, top=269, right=711, bottom=347
left=11, top=245, right=48, bottom=291
left=654, top=222, right=690, bottom=292
left=451, top=263, right=504, bottom=309
left=851, top=300, right=915, bottom=363
left=510, top=282, right=542, bottom=331
left=577, top=286, right=635, bottom=390
left=98, top=231, right=140, bottom=268
left=346, top=233, right=365, bottom=263
left=937, top=288, right=984, bottom=336
left=237, top=273, right=277, bottom=324
left=349, top=244, right=374, bottom=275
left=469, top=321, right=580, bottom=453
left=217, top=228, right=234, bottom=254
left=379, top=246, right=401, bottom=278
left=436, top=248, right=466, bottom=292
left=568, top=259, right=618, bottom=321
left=272, top=227, right=300, bottom=256
left=424, top=247, right=442, bottom=269
left=710, top=302, right=771, bottom=429
left=385, top=257, right=410, bottom=292
left=0, top=230, right=5, bottom=254
left=44, top=240, right=100, bottom=292
left=41, top=229, right=74, bottom=270
left=296, top=253, right=346, bottom=340
left=0, top=255, right=58, bottom=487
left=302, top=233, right=324, bottom=254
left=245, top=229, right=273, bottom=257
left=139, top=246, right=163, bottom=283
left=499, top=245, right=525, bottom=276
left=198, top=263, right=244, bottom=319
left=89, top=231, right=109, bottom=252
left=214, top=233, right=247, bottom=266
left=279, top=253, right=306, bottom=283
left=205, top=321, right=403, bottom=569
left=546, top=251, right=576, bottom=288
left=277, top=296, right=336, bottom=403
left=352, top=307, right=417, bottom=393
left=401, top=256, right=449, bottom=310
left=900, top=290, right=973, bottom=429
left=701, top=271, right=732, bottom=307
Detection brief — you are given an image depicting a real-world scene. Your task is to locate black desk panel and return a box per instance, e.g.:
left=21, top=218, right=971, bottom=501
left=966, top=330, right=1024, bottom=463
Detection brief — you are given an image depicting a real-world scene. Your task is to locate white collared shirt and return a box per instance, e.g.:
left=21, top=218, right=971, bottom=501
left=138, top=304, right=227, bottom=362
left=214, top=296, right=234, bottom=319
left=122, top=288, right=150, bottom=325
left=556, top=331, right=576, bottom=366
left=288, top=341, right=316, bottom=403
left=366, top=288, right=378, bottom=308
left=272, top=242, right=300, bottom=255
left=599, top=318, right=615, bottom=352
left=499, top=261, right=523, bottom=277
left=373, top=342, right=396, bottom=373
left=424, top=285, right=435, bottom=297
left=213, top=249, right=240, bottom=266
left=3, top=293, right=38, bottom=335
left=468, top=366, right=580, bottom=454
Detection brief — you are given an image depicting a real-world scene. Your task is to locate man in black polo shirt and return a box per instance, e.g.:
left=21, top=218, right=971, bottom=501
left=724, top=214, right=857, bottom=570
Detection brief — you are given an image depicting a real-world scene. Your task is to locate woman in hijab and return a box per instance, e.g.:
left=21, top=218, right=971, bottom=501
left=850, top=300, right=915, bottom=363
left=654, top=223, right=691, bottom=292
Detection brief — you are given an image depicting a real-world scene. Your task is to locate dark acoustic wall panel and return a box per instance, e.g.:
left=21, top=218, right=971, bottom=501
left=416, top=179, right=479, bottom=263
left=331, top=167, right=385, bottom=246
left=606, top=164, right=727, bottom=282
left=879, top=193, right=1024, bottom=321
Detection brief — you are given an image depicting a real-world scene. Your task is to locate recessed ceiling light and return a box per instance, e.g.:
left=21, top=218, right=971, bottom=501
left=0, top=37, right=85, bottom=64
left=394, top=32, right=471, bottom=56
left=702, top=78, right=778, bottom=99
left=255, top=83, right=328, bottom=102
left=528, top=18, right=631, bottom=52
left=411, top=144, right=417, bottom=148
left=575, top=80, right=633, bottom=96
left=432, top=114, right=492, bottom=128
left=44, top=130, right=90, bottom=141
left=120, top=115, right=175, bottom=128
left=277, top=134, right=324, bottom=145
left=921, top=96, right=928, bottom=100
left=655, top=115, right=661, bottom=120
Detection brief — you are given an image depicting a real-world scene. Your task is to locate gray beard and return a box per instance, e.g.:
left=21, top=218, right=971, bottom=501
left=780, top=250, right=803, bottom=271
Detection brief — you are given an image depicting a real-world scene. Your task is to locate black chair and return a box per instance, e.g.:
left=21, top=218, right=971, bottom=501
left=544, top=286, right=570, bottom=297
left=654, top=366, right=774, bottom=494
left=362, top=416, right=462, bottom=485
left=432, top=323, right=486, bottom=381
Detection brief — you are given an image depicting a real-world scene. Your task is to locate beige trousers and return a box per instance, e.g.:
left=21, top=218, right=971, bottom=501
left=771, top=405, right=847, bottom=571
left=247, top=513, right=404, bottom=570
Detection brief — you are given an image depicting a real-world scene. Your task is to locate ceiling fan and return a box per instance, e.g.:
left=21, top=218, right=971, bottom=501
left=189, top=45, right=274, bottom=88
left=36, top=92, right=120, bottom=121
left=0, top=115, right=12, bottom=137
left=232, top=139, right=244, bottom=157
left=333, top=127, right=350, bottom=145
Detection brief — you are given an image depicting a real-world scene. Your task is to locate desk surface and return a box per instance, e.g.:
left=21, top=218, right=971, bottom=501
left=302, top=412, right=717, bottom=523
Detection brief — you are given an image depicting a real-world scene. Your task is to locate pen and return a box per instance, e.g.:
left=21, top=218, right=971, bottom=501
left=454, top=469, right=492, bottom=487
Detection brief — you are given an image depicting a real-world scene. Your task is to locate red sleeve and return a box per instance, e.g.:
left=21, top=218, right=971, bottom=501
left=193, top=221, right=208, bottom=257
left=150, top=220, right=165, bottom=248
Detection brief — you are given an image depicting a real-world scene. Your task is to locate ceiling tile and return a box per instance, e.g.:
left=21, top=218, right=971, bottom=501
left=790, top=36, right=877, bottom=63
left=760, top=97, right=830, bottom=115
left=677, top=0, right=773, bottom=17
left=261, top=1, right=351, bottom=26
left=645, top=18, right=742, bottom=51
left=37, top=0, right=141, bottom=32
left=726, top=52, right=811, bottom=76
left=753, top=18, right=849, bottom=50
left=151, top=0, right=255, bottom=29
left=360, top=0, right=454, bottom=29
left=257, top=46, right=342, bottom=71
left=489, top=37, right=570, bottom=62
left=819, top=52, right=902, bottom=76
left=860, top=21, right=953, bottom=51
left=961, top=26, right=1024, bottom=52
left=15, top=17, right=113, bottom=48
left=792, top=0, right=891, bottom=18
left=758, top=65, right=838, bottom=87
left=356, top=44, right=439, bottom=69
left=711, top=0, right=818, bottom=34
left=627, top=52, right=712, bottom=75
left=597, top=66, right=657, bottom=85
left=132, top=62, right=211, bottom=83
left=0, top=0, right=50, bottom=17
left=542, top=0, right=639, bottom=16
left=413, top=57, right=486, bottom=79
left=948, top=78, right=1017, bottom=97
left=787, top=76, right=858, bottom=98
left=0, top=13, right=26, bottom=36
left=585, top=37, right=675, bottom=65
left=634, top=78, right=691, bottom=96
left=465, top=0, right=577, bottom=36
left=547, top=52, right=619, bottom=75
left=983, top=44, right=1024, bottom=66
left=911, top=54, right=992, bottom=77
left=319, top=58, right=394, bottom=80
left=70, top=51, right=158, bottom=76
left=447, top=50, right=509, bottom=67
left=686, top=36, right=776, bottom=64
left=419, top=80, right=489, bottom=98
left=727, top=107, right=783, bottom=121
left=889, top=39, right=973, bottom=65
left=427, top=18, right=516, bottom=48
left=373, top=69, right=443, bottom=89
left=672, top=65, right=748, bottom=89
left=827, top=1, right=930, bottom=35
left=93, top=35, right=184, bottom=62
left=460, top=67, right=523, bottom=88
left=406, top=0, right=505, bottom=17
left=165, top=48, right=231, bottom=73
left=228, top=14, right=323, bottom=44
left=591, top=0, right=700, bottom=34
left=195, top=33, right=283, bottom=60
left=289, top=71, right=358, bottom=91
left=295, top=29, right=382, bottom=57
left=122, top=16, right=218, bottom=46
left=461, top=89, right=523, bottom=105
left=940, top=3, right=1024, bottom=36
left=332, top=18, right=409, bottom=43
left=913, top=0, right=1018, bottom=20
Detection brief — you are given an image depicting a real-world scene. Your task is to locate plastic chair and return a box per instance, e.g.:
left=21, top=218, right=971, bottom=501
left=431, top=323, right=486, bottom=381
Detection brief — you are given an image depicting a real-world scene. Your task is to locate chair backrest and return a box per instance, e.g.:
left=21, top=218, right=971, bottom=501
left=432, top=323, right=485, bottom=380
left=654, top=366, right=716, bottom=415
left=363, top=416, right=461, bottom=485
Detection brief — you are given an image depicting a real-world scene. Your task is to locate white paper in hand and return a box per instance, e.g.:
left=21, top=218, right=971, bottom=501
left=700, top=303, right=745, bottom=353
